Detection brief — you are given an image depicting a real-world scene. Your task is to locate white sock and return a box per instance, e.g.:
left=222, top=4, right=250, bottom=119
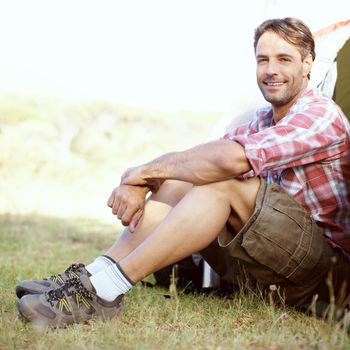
left=86, top=255, right=115, bottom=275
left=90, top=263, right=134, bottom=302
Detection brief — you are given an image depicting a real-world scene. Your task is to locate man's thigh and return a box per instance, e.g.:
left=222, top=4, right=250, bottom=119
left=201, top=179, right=350, bottom=307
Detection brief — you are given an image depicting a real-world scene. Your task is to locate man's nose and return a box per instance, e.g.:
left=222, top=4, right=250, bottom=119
left=265, top=60, right=279, bottom=75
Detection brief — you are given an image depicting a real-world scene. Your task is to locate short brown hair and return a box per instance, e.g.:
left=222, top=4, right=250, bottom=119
left=254, top=18, right=315, bottom=79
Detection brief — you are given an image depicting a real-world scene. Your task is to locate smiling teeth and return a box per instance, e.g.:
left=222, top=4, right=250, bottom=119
left=266, top=82, right=284, bottom=86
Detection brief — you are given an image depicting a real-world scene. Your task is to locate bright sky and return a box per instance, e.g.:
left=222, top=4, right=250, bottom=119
left=0, top=0, right=348, bottom=112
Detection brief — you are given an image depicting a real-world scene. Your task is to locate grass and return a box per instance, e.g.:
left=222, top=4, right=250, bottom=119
left=1, top=215, right=350, bottom=349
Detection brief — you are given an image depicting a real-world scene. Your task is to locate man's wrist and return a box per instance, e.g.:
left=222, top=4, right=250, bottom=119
left=134, top=184, right=152, bottom=194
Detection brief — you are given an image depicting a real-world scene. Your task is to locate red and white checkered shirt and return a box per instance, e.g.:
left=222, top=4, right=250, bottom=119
left=224, top=88, right=350, bottom=252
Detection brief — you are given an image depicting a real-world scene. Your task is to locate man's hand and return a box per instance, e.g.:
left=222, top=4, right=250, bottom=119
left=121, top=166, right=147, bottom=186
left=107, top=184, right=150, bottom=233
left=121, top=166, right=163, bottom=192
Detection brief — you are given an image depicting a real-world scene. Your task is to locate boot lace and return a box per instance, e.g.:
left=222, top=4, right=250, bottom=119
left=46, top=263, right=85, bottom=282
left=46, top=276, right=93, bottom=306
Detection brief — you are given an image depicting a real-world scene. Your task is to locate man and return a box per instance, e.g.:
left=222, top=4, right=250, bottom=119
left=16, top=17, right=350, bottom=328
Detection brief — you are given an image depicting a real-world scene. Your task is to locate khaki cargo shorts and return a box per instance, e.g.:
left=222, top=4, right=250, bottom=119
left=201, top=178, right=350, bottom=307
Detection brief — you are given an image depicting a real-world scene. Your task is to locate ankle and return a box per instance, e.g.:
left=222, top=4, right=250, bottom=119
left=90, top=263, right=134, bottom=302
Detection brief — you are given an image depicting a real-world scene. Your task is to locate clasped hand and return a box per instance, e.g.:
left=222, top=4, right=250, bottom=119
left=108, top=165, right=163, bottom=232
left=107, top=184, right=149, bottom=233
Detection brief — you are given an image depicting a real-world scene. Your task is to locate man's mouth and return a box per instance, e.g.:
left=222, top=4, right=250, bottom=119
left=263, top=81, right=285, bottom=86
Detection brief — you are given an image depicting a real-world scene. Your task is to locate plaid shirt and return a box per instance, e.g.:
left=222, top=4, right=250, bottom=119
left=224, top=88, right=350, bottom=252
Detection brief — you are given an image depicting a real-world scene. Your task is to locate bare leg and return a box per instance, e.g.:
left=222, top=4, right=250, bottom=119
left=119, top=177, right=260, bottom=282
left=105, top=180, right=193, bottom=261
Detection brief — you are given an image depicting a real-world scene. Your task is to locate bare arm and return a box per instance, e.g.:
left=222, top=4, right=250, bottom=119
left=121, top=139, right=251, bottom=187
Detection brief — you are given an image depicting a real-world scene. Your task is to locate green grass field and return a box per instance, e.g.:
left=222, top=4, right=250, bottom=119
left=1, top=96, right=350, bottom=349
left=1, top=215, right=350, bottom=349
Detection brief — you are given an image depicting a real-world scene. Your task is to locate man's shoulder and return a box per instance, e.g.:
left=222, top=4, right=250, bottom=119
left=299, top=88, right=336, bottom=108
left=288, top=88, right=350, bottom=132
left=292, top=87, right=344, bottom=118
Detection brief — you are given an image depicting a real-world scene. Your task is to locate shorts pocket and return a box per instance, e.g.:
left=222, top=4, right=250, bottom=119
left=241, top=204, right=322, bottom=284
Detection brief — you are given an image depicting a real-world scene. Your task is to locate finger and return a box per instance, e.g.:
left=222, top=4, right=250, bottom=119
left=122, top=178, right=148, bottom=186
left=128, top=209, right=144, bottom=233
left=120, top=168, right=132, bottom=183
left=120, top=206, right=138, bottom=228
left=116, top=203, right=126, bottom=220
left=107, top=192, right=115, bottom=208
left=111, top=200, right=121, bottom=215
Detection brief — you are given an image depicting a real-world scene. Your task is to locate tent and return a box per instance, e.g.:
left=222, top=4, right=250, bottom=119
left=312, top=19, right=350, bottom=120
left=332, top=23, right=350, bottom=119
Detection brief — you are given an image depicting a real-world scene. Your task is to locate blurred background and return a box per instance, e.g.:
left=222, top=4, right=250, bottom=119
left=0, top=0, right=349, bottom=225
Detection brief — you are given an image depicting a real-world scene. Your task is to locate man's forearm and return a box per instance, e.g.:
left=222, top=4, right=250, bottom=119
left=121, top=139, right=251, bottom=186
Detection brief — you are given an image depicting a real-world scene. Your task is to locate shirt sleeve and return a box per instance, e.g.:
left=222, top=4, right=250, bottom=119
left=226, top=100, right=347, bottom=177
left=222, top=121, right=254, bottom=139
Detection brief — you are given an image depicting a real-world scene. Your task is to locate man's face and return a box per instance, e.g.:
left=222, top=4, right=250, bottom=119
left=255, top=31, right=311, bottom=109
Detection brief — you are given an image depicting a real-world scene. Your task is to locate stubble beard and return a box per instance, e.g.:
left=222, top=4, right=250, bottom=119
left=258, top=81, right=297, bottom=108
left=262, top=90, right=293, bottom=107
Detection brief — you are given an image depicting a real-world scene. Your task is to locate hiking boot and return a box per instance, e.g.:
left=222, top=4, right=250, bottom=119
left=17, top=274, right=124, bottom=328
left=15, top=263, right=89, bottom=298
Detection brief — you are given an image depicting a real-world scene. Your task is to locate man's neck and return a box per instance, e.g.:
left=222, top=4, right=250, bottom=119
left=273, top=103, right=294, bottom=122
left=272, top=84, right=309, bottom=122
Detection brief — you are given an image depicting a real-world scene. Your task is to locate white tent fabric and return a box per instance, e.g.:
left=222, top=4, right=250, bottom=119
left=312, top=20, right=350, bottom=97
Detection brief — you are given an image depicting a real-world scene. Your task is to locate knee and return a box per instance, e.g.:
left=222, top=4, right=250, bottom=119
left=197, top=177, right=260, bottom=201
left=150, top=180, right=193, bottom=207
left=199, top=178, right=240, bottom=192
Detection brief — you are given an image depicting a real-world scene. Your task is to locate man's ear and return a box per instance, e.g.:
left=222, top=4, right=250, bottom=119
left=303, top=54, right=313, bottom=78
